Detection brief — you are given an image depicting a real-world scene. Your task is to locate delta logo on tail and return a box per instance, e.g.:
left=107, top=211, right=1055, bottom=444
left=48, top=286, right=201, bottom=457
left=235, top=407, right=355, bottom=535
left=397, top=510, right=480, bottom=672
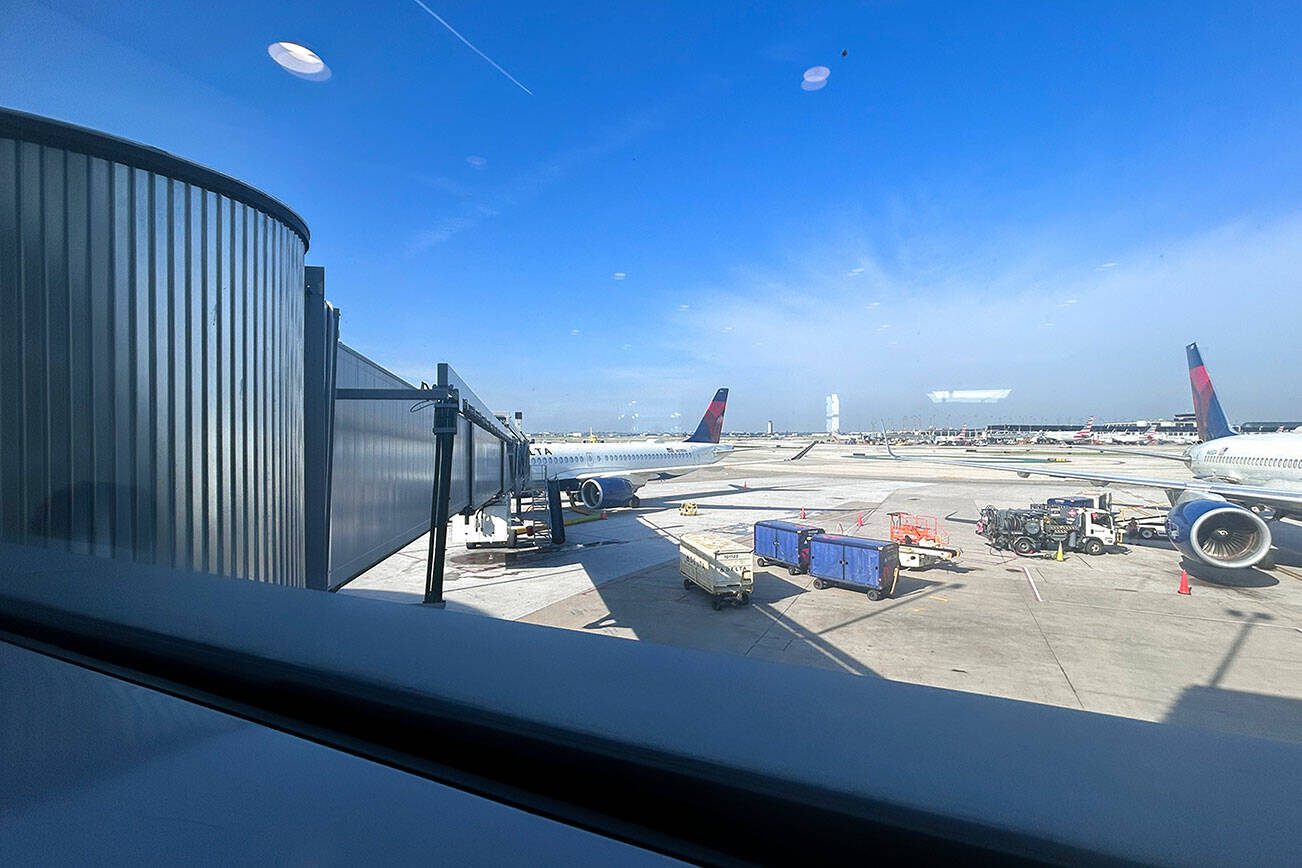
left=1186, top=342, right=1235, bottom=441
left=686, top=388, right=729, bottom=443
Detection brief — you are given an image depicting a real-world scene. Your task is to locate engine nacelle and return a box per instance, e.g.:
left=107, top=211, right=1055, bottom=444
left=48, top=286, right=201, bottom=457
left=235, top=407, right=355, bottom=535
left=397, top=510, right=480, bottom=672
left=580, top=477, right=636, bottom=509
left=1165, top=497, right=1272, bottom=570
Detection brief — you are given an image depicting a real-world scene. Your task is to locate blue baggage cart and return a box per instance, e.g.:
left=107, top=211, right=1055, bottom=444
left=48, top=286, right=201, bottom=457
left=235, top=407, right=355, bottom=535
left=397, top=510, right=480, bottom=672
left=753, top=520, right=824, bottom=575
left=808, top=535, right=900, bottom=600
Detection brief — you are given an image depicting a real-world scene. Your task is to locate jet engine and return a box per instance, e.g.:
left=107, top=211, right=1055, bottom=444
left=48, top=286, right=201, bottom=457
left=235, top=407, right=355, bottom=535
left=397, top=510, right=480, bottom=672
left=580, top=477, right=637, bottom=509
left=1165, top=497, right=1272, bottom=569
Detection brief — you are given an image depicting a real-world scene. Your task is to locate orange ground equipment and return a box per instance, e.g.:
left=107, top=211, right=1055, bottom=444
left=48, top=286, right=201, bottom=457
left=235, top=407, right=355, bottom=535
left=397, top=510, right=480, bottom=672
left=888, top=512, right=949, bottom=549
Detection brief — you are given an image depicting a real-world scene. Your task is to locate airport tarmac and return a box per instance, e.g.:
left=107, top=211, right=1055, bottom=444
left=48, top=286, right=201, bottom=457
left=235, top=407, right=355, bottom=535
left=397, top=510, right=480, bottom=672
left=343, top=444, right=1302, bottom=744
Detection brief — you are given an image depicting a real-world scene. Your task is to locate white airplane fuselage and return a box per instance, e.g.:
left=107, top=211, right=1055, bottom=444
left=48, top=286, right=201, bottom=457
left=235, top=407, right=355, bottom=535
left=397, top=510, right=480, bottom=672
left=1186, top=433, right=1302, bottom=488
left=529, top=441, right=730, bottom=484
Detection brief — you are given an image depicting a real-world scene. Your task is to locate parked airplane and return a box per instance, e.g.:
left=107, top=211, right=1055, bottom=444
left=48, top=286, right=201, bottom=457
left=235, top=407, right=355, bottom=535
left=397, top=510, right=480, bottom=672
left=529, top=389, right=732, bottom=509
left=1108, top=424, right=1158, bottom=446
left=1035, top=417, right=1096, bottom=444
left=891, top=344, right=1302, bottom=569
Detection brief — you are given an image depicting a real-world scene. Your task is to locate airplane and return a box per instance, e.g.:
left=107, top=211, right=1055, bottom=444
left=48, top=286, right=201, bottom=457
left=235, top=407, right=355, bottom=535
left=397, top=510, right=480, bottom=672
left=1034, top=416, right=1096, bottom=444
left=1108, top=423, right=1158, bottom=445
left=529, top=388, right=732, bottom=509
left=889, top=343, right=1302, bottom=570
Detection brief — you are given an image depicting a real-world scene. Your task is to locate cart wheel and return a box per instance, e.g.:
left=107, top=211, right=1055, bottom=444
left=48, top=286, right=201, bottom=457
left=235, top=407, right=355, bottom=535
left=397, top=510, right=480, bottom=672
left=683, top=578, right=692, bottom=590
left=867, top=589, right=882, bottom=601
left=737, top=592, right=751, bottom=606
left=788, top=566, right=801, bottom=576
left=756, top=557, right=768, bottom=567
left=813, top=579, right=826, bottom=590
left=711, top=598, right=723, bottom=611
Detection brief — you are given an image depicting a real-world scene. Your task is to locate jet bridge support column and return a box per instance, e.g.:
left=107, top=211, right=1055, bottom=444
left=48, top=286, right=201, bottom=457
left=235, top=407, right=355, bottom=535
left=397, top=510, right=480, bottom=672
left=547, top=481, right=566, bottom=545
left=423, top=399, right=459, bottom=607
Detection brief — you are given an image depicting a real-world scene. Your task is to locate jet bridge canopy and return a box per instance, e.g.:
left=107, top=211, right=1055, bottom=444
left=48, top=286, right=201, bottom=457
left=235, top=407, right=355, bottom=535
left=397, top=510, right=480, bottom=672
left=304, top=273, right=530, bottom=597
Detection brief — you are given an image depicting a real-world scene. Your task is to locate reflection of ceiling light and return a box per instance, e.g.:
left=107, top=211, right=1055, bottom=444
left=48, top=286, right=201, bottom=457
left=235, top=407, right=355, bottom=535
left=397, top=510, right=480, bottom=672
left=926, top=389, right=1013, bottom=404
left=268, top=42, right=331, bottom=81
left=612, top=272, right=627, bottom=280
left=800, top=78, right=827, bottom=92
left=803, top=66, right=830, bottom=82
left=466, top=155, right=487, bottom=168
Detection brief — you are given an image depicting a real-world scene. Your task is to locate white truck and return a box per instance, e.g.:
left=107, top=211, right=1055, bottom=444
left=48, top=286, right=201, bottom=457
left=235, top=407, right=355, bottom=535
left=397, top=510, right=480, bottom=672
left=679, top=532, right=754, bottom=610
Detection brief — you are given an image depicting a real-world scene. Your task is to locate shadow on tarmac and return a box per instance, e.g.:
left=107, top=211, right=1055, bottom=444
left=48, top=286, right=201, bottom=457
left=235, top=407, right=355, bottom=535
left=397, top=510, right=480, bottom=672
left=1181, top=557, right=1280, bottom=589
left=563, top=525, right=885, bottom=677
left=1164, top=610, right=1302, bottom=743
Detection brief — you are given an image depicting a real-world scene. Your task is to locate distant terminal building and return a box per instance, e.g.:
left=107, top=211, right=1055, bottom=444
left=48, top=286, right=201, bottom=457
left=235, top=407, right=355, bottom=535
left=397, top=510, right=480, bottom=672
left=985, top=417, right=1199, bottom=438
left=1239, top=421, right=1302, bottom=433
left=981, top=414, right=1297, bottom=439
left=826, top=394, right=841, bottom=435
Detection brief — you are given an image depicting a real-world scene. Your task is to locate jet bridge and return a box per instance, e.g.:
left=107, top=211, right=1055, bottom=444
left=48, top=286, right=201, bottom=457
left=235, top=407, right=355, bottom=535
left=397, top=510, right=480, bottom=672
left=304, top=269, right=531, bottom=601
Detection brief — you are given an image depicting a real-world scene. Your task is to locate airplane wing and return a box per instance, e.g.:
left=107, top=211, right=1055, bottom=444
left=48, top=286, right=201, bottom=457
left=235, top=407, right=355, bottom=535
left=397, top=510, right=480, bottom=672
left=885, top=446, right=1302, bottom=513
left=573, top=465, right=702, bottom=484
left=1062, top=445, right=1189, bottom=462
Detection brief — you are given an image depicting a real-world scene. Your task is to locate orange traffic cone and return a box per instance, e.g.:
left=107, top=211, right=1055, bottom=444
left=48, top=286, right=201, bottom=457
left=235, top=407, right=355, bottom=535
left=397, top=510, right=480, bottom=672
left=799, top=507, right=806, bottom=519
left=857, top=512, right=863, bottom=527
left=742, top=480, right=748, bottom=490
left=1177, top=569, right=1191, bottom=595
left=601, top=509, right=609, bottom=520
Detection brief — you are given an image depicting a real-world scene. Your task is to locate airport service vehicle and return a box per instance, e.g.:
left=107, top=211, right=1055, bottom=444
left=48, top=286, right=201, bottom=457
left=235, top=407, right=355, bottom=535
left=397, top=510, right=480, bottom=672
left=808, top=535, right=901, bottom=600
left=888, top=512, right=963, bottom=569
left=1126, top=516, right=1169, bottom=540
left=1047, top=494, right=1111, bottom=511
left=977, top=504, right=1121, bottom=556
left=890, top=342, right=1302, bottom=570
left=529, top=388, right=732, bottom=510
left=754, top=520, right=825, bottom=575
left=678, top=532, right=754, bottom=610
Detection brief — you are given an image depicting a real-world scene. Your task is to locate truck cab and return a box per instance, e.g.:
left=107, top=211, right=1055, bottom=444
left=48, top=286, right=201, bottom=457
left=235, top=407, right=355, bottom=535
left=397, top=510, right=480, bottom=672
left=1083, top=510, right=1121, bottom=550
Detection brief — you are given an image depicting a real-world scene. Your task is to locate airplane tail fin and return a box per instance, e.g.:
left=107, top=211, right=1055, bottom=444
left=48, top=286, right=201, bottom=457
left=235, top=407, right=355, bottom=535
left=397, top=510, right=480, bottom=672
left=685, top=388, right=728, bottom=443
left=1186, top=343, right=1235, bottom=441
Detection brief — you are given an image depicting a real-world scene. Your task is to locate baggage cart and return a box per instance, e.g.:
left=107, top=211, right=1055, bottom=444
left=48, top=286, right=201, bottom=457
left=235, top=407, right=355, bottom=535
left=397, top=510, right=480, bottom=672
left=679, top=532, right=754, bottom=610
left=808, top=535, right=900, bottom=601
left=753, top=520, right=825, bottom=575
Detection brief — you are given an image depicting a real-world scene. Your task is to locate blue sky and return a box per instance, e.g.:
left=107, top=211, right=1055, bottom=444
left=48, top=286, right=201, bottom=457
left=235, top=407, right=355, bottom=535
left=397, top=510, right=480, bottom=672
left=3, top=1, right=1301, bottom=431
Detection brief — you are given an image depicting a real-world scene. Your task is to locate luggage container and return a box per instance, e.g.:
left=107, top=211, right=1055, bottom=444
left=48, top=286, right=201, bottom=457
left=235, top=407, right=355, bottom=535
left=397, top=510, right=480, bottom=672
left=679, top=532, right=754, bottom=610
left=808, top=535, right=900, bottom=601
left=753, top=520, right=825, bottom=575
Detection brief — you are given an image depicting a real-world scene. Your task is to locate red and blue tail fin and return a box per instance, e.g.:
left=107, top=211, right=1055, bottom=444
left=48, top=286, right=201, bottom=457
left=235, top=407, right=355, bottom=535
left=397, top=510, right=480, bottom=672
left=1186, top=343, right=1234, bottom=441
left=686, top=388, right=728, bottom=443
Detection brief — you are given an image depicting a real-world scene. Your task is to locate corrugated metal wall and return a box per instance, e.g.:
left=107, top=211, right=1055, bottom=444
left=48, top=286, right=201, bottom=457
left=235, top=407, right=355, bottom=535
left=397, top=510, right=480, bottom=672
left=0, top=135, right=307, bottom=585
left=327, top=345, right=436, bottom=587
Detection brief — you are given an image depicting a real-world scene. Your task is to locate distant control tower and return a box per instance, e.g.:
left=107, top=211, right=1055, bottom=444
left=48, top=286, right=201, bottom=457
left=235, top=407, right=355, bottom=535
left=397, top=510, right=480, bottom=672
left=826, top=394, right=840, bottom=434
left=766, top=420, right=774, bottom=436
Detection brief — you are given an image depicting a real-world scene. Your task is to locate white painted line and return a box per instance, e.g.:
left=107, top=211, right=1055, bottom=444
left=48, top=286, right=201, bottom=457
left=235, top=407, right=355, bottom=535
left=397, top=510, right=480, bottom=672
left=1022, top=566, right=1043, bottom=603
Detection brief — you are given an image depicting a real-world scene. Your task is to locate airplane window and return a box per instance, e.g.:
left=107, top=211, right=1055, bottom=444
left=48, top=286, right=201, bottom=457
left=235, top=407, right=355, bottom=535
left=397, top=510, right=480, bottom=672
left=5, top=6, right=1302, bottom=862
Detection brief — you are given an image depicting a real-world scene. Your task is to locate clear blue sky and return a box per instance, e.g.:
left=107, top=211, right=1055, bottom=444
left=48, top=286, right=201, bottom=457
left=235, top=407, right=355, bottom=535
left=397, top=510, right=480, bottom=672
left=3, top=1, right=1301, bottom=431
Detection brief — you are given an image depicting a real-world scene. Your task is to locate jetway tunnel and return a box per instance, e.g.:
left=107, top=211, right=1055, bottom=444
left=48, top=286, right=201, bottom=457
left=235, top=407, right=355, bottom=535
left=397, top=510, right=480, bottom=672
left=0, top=107, right=531, bottom=598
